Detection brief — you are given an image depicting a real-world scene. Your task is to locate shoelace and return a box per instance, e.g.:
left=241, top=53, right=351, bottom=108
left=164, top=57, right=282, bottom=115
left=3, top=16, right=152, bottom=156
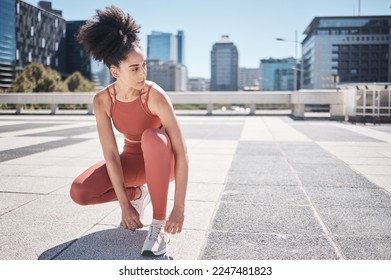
left=148, top=223, right=165, bottom=241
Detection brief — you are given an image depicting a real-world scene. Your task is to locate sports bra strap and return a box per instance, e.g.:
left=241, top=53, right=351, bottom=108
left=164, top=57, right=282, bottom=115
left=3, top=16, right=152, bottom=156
left=145, top=83, right=154, bottom=104
left=106, top=86, right=116, bottom=104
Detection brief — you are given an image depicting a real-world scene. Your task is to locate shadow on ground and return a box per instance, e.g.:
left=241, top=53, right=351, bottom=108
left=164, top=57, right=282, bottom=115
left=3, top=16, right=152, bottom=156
left=38, top=227, right=173, bottom=260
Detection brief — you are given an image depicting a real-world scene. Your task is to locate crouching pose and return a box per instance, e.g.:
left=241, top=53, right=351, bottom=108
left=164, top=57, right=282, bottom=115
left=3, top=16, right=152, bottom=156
left=70, top=6, right=188, bottom=257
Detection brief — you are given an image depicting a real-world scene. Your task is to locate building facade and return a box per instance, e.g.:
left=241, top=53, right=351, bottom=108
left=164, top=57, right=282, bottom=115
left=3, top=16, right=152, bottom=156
left=239, top=67, right=260, bottom=91
left=259, top=58, right=296, bottom=91
left=0, top=0, right=16, bottom=88
left=15, top=0, right=67, bottom=75
left=147, top=31, right=184, bottom=63
left=188, top=77, right=209, bottom=91
left=146, top=60, right=187, bottom=91
left=210, top=35, right=239, bottom=91
left=302, top=16, right=391, bottom=89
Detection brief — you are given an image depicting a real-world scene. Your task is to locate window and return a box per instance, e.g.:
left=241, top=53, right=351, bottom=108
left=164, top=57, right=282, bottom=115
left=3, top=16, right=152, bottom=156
left=16, top=2, right=19, bottom=14
left=28, top=52, right=32, bottom=62
left=46, top=56, right=51, bottom=66
left=55, top=19, right=58, bottom=28
left=55, top=42, right=59, bottom=51
left=42, top=38, right=45, bottom=48
left=38, top=12, right=41, bottom=22
left=30, top=26, right=34, bottom=36
left=16, top=49, right=19, bottom=60
left=55, top=58, right=58, bottom=67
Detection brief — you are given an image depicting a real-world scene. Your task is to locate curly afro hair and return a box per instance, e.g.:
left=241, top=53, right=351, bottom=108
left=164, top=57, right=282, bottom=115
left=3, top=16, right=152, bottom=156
left=77, top=6, right=141, bottom=67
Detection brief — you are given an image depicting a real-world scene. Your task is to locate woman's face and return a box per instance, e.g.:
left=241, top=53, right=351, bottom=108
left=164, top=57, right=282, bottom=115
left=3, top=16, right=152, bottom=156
left=112, top=46, right=147, bottom=90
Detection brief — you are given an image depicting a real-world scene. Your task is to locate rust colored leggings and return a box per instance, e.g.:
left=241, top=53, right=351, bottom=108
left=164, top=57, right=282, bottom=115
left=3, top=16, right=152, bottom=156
left=70, top=128, right=174, bottom=220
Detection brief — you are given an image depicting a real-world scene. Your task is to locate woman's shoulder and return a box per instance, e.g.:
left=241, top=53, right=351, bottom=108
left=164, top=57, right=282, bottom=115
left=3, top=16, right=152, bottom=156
left=94, top=83, right=114, bottom=103
left=93, top=84, right=115, bottom=116
left=146, top=81, right=168, bottom=101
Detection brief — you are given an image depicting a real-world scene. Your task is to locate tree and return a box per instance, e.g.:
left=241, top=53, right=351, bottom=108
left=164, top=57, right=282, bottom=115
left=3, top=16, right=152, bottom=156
left=65, top=71, right=95, bottom=92
left=9, top=63, right=68, bottom=92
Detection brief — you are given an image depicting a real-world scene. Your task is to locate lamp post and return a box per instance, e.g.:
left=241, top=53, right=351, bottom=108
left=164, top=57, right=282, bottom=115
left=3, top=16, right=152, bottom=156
left=276, top=30, right=298, bottom=92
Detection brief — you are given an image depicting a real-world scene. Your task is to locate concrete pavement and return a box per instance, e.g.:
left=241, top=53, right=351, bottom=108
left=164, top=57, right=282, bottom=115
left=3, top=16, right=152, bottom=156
left=0, top=113, right=390, bottom=260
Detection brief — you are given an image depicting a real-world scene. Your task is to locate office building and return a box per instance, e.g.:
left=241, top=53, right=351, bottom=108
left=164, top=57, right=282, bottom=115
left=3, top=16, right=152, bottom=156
left=146, top=60, right=187, bottom=91
left=302, top=16, right=391, bottom=89
left=0, top=0, right=16, bottom=88
left=210, top=35, right=239, bottom=91
left=239, top=67, right=260, bottom=91
left=15, top=0, right=67, bottom=75
left=147, top=31, right=184, bottom=63
left=260, top=58, right=296, bottom=91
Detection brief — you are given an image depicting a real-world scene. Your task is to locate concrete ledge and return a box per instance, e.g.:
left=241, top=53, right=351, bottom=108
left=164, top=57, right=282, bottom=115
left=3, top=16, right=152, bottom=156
left=1, top=91, right=345, bottom=118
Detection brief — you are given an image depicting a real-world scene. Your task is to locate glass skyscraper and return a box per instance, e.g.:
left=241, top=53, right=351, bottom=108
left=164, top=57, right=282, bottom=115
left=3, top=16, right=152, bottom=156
left=0, top=0, right=16, bottom=88
left=210, top=35, right=238, bottom=91
left=15, top=0, right=67, bottom=74
left=147, top=31, right=184, bottom=63
left=302, top=16, right=391, bottom=89
left=259, top=58, right=296, bottom=91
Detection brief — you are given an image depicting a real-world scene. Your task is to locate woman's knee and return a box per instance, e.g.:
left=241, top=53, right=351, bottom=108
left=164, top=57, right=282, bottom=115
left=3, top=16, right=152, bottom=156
left=141, top=128, right=168, bottom=148
left=69, top=181, right=90, bottom=206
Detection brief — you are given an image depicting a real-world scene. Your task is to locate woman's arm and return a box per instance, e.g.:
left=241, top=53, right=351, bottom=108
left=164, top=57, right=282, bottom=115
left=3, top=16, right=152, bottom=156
left=148, top=85, right=189, bottom=234
left=93, top=90, right=142, bottom=230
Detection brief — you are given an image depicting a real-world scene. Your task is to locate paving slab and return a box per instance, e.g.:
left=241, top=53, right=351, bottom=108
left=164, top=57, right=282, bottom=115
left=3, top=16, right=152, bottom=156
left=222, top=183, right=308, bottom=205
left=316, top=206, right=391, bottom=236
left=304, top=186, right=391, bottom=208
left=335, top=236, right=391, bottom=260
left=202, top=232, right=339, bottom=260
left=212, top=203, right=324, bottom=235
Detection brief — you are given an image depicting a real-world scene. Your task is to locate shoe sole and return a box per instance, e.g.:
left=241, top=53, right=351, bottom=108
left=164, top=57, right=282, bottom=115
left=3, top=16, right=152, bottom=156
left=141, top=236, right=170, bottom=257
left=141, top=249, right=167, bottom=257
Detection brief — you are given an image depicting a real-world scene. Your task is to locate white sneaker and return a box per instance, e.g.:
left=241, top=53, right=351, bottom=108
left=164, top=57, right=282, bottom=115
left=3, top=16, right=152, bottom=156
left=141, top=219, right=170, bottom=257
left=119, top=185, right=150, bottom=227
left=131, top=185, right=150, bottom=222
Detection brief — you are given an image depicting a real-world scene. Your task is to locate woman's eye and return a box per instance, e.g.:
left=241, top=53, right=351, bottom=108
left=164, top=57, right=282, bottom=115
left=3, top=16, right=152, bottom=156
left=132, top=68, right=138, bottom=72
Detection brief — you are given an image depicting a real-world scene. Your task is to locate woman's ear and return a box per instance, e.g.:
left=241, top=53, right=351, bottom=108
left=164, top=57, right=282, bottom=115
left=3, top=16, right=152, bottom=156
left=110, top=66, right=119, bottom=78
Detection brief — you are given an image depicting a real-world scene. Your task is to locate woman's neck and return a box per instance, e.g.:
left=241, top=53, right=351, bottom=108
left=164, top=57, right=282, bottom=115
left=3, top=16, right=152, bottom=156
left=114, top=82, right=139, bottom=100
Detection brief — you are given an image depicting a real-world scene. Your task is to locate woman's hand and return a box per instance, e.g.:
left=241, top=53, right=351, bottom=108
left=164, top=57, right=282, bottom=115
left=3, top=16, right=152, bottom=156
left=165, top=206, right=184, bottom=234
left=121, top=204, right=143, bottom=231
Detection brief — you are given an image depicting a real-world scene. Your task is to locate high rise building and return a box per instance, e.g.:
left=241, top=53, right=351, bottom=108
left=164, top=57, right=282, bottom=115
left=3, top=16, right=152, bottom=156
left=0, top=0, right=16, bottom=88
left=15, top=0, right=67, bottom=75
left=302, top=16, right=391, bottom=89
left=146, top=60, right=187, bottom=91
left=210, top=35, right=238, bottom=91
left=1, top=1, right=109, bottom=90
left=260, top=58, right=296, bottom=91
left=147, top=31, right=184, bottom=63
left=147, top=30, right=186, bottom=91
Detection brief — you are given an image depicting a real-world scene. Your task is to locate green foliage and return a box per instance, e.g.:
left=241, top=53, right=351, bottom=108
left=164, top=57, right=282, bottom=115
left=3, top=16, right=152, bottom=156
left=6, top=63, right=96, bottom=111
left=65, top=71, right=95, bottom=92
left=9, top=63, right=68, bottom=92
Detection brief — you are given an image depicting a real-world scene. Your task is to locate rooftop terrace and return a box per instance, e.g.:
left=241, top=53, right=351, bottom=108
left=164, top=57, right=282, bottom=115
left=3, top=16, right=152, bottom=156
left=0, top=114, right=390, bottom=260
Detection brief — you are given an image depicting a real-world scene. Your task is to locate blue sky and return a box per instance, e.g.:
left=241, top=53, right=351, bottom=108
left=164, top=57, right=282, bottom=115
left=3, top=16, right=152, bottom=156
left=24, top=0, right=390, bottom=78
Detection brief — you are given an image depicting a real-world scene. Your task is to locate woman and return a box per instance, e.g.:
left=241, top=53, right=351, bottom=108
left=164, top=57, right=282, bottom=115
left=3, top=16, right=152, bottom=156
left=70, top=6, right=188, bottom=257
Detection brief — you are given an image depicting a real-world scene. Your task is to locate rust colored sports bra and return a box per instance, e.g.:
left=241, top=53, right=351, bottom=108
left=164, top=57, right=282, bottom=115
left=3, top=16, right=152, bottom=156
left=107, top=83, right=162, bottom=142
